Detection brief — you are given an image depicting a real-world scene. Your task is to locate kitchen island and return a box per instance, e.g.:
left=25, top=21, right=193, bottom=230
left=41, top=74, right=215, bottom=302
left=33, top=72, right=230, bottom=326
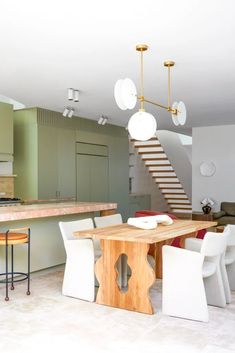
left=0, top=201, right=117, bottom=272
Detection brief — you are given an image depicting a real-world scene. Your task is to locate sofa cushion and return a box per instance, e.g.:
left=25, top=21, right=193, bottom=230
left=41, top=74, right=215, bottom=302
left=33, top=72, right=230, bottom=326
left=217, top=216, right=235, bottom=226
left=221, top=202, right=235, bottom=216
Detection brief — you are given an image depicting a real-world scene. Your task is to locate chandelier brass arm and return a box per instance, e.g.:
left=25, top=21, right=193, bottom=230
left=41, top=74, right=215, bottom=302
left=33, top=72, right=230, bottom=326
left=137, top=96, right=177, bottom=114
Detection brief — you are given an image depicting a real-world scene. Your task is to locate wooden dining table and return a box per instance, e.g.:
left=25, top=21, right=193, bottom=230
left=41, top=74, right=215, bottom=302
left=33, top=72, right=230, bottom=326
left=74, top=219, right=217, bottom=314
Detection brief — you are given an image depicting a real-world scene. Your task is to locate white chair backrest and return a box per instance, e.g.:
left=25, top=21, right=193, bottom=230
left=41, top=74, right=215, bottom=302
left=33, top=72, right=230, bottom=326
left=59, top=218, right=94, bottom=241
left=200, top=231, right=227, bottom=258
left=94, top=213, right=123, bottom=228
left=224, top=225, right=235, bottom=246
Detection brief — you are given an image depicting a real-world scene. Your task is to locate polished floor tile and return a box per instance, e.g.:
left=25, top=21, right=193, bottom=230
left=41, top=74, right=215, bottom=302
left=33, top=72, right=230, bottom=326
left=0, top=267, right=234, bottom=353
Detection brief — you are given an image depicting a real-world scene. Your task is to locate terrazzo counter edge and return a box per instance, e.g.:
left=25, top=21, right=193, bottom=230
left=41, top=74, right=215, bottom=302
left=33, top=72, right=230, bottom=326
left=0, top=202, right=117, bottom=222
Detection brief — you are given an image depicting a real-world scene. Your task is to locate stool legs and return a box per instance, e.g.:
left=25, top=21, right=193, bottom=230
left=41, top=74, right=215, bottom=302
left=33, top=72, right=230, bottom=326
left=1, top=228, right=31, bottom=301
left=11, top=245, right=14, bottom=290
left=5, top=232, right=9, bottom=301
left=27, top=229, right=30, bottom=295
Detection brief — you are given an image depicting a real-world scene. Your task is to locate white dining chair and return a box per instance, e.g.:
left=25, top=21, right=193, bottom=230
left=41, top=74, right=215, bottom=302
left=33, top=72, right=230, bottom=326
left=223, top=225, right=235, bottom=290
left=162, top=232, right=227, bottom=322
left=185, top=227, right=234, bottom=304
left=94, top=214, right=126, bottom=287
left=59, top=218, right=98, bottom=302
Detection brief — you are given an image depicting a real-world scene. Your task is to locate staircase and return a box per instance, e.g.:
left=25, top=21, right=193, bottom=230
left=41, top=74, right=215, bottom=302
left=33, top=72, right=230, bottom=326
left=131, top=137, right=192, bottom=215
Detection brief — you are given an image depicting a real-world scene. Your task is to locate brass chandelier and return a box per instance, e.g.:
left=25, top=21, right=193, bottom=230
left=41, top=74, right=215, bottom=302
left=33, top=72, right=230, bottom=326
left=114, top=44, right=187, bottom=141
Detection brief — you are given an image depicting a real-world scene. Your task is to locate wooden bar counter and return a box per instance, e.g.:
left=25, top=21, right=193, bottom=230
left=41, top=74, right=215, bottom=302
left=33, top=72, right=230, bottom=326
left=0, top=201, right=117, bottom=273
left=0, top=202, right=117, bottom=223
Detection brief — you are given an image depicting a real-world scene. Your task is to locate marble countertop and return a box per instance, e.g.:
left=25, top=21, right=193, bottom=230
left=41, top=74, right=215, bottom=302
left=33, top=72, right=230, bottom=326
left=0, top=202, right=117, bottom=222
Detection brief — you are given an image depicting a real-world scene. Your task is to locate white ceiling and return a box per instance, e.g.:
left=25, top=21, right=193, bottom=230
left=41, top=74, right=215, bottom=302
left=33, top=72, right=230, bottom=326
left=0, top=0, right=234, bottom=134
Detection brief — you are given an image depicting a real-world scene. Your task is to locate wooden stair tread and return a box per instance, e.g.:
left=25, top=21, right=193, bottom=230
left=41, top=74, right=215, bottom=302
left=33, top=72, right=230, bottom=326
left=145, top=164, right=171, bottom=167
left=138, top=151, right=165, bottom=155
left=153, top=176, right=178, bottom=178
left=135, top=144, right=160, bottom=148
left=157, top=182, right=182, bottom=184
left=159, top=187, right=183, bottom=190
left=149, top=170, right=175, bottom=173
left=170, top=206, right=192, bottom=209
left=162, top=192, right=186, bottom=195
left=142, top=157, right=168, bottom=161
left=167, top=202, right=191, bottom=205
left=131, top=137, right=158, bottom=142
left=164, top=197, right=189, bottom=200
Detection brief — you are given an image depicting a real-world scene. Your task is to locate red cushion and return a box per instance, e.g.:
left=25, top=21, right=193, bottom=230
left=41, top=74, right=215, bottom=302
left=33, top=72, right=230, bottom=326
left=171, top=237, right=181, bottom=247
left=196, top=229, right=207, bottom=239
left=134, top=210, right=181, bottom=247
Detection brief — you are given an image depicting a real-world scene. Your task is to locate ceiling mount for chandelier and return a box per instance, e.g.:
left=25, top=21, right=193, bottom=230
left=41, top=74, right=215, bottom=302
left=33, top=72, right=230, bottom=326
left=114, top=44, right=187, bottom=141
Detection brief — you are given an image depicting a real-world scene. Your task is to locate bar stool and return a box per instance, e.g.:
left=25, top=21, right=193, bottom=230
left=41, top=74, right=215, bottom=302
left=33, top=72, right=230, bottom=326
left=0, top=227, right=30, bottom=301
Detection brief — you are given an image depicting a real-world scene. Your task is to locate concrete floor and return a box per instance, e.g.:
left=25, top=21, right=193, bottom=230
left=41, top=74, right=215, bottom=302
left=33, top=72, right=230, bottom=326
left=0, top=266, right=234, bottom=353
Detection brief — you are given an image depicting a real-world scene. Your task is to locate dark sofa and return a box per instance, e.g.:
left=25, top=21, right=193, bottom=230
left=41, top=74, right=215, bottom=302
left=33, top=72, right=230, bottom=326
left=213, top=202, right=235, bottom=225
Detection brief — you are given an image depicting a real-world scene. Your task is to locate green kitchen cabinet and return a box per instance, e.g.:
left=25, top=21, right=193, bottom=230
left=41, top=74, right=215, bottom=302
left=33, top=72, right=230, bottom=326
left=14, top=108, right=76, bottom=200
left=14, top=108, right=129, bottom=220
left=76, top=142, right=109, bottom=202
left=76, top=154, right=109, bottom=202
left=38, top=125, right=76, bottom=198
left=0, top=102, right=13, bottom=160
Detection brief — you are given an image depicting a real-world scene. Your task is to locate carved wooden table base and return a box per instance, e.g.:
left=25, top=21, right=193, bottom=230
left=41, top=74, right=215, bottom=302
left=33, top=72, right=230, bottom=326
left=95, top=239, right=156, bottom=314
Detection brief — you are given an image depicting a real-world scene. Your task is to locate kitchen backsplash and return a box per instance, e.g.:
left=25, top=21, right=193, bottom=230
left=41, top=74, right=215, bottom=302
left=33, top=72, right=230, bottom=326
left=0, top=161, right=13, bottom=175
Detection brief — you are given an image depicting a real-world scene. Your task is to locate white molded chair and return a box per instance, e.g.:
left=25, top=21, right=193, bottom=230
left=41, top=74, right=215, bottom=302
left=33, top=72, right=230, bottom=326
left=94, top=213, right=123, bottom=254
left=59, top=218, right=98, bottom=302
left=223, top=225, right=235, bottom=291
left=185, top=227, right=234, bottom=303
left=94, top=213, right=123, bottom=228
left=162, top=232, right=227, bottom=322
left=94, top=214, right=126, bottom=287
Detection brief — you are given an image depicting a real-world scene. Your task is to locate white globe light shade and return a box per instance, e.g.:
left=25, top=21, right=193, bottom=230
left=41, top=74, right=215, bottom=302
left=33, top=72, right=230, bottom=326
left=128, top=111, right=157, bottom=141
left=114, top=79, right=127, bottom=110
left=177, top=101, right=187, bottom=125
left=121, top=78, right=137, bottom=109
left=171, top=101, right=180, bottom=126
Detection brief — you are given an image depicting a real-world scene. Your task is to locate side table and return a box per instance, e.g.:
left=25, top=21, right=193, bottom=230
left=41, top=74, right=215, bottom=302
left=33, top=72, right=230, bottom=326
left=192, top=212, right=214, bottom=221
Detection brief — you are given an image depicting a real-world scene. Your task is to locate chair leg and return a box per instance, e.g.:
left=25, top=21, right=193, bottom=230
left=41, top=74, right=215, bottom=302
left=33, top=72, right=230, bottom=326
left=11, top=245, right=14, bottom=290
left=227, top=261, right=235, bottom=291
left=5, top=242, right=9, bottom=301
left=220, top=257, right=231, bottom=304
left=27, top=230, right=31, bottom=295
left=204, top=268, right=226, bottom=308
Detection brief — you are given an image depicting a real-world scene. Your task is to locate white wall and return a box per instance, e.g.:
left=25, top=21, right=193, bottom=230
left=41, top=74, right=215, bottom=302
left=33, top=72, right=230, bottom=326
left=192, top=125, right=235, bottom=212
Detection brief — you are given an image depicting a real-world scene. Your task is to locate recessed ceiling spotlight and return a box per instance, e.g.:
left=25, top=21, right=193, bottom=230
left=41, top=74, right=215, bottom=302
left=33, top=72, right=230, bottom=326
left=74, top=90, right=80, bottom=102
left=101, top=117, right=108, bottom=125
left=68, top=108, right=74, bottom=118
left=68, top=88, right=74, bottom=101
left=98, top=115, right=108, bottom=125
left=62, top=107, right=69, bottom=117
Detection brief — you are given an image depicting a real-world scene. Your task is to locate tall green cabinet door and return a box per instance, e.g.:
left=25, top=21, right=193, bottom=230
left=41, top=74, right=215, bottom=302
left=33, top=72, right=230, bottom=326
left=57, top=128, right=76, bottom=198
left=38, top=125, right=58, bottom=198
left=90, top=155, right=109, bottom=202
left=76, top=154, right=109, bottom=202
left=0, top=102, right=13, bottom=156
